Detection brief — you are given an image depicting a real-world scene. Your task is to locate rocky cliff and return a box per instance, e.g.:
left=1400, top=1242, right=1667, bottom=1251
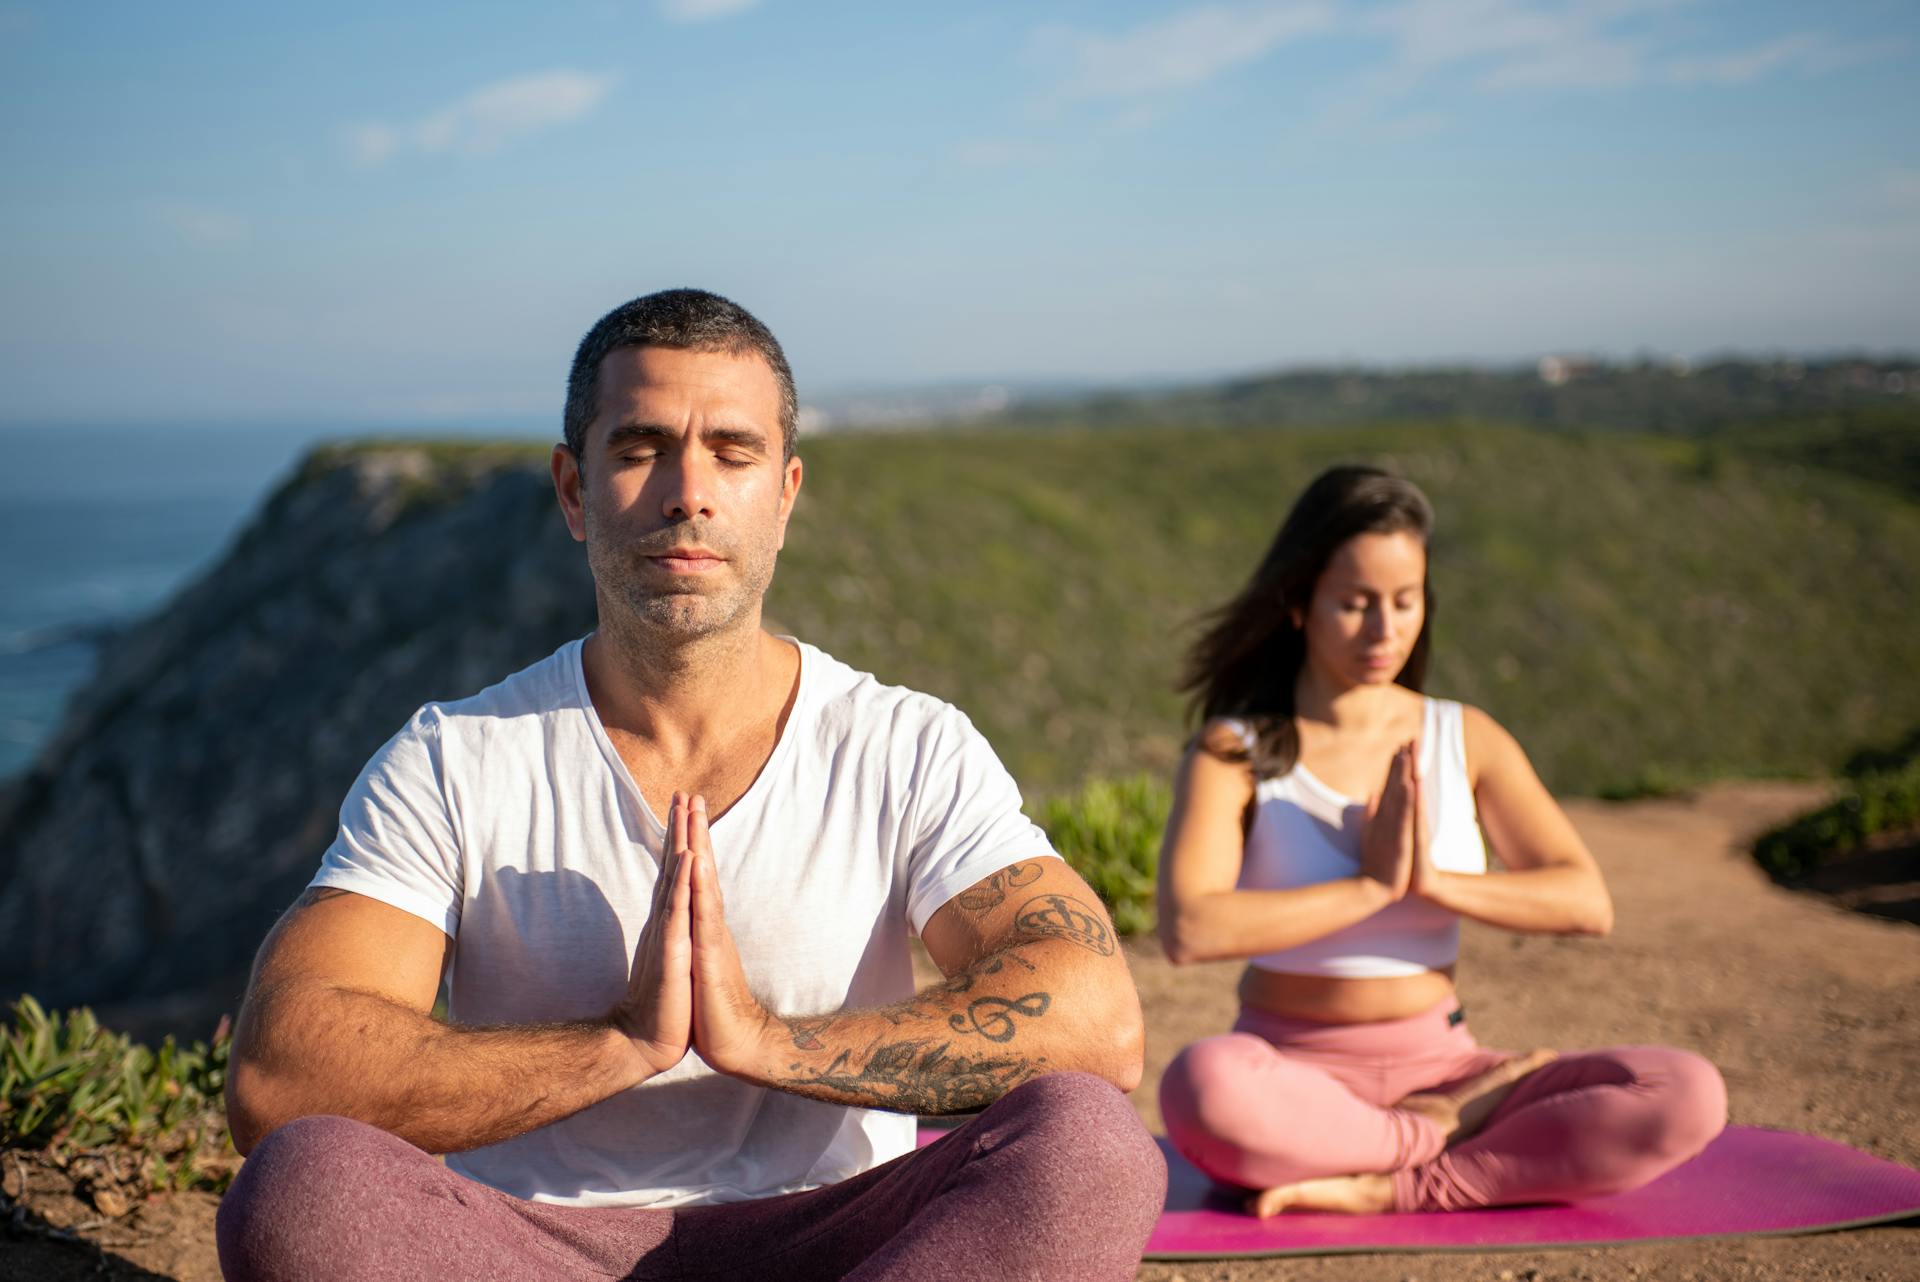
left=0, top=442, right=588, bottom=1037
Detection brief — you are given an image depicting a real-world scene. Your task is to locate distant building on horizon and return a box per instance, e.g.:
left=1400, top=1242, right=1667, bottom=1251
left=1537, top=354, right=1598, bottom=386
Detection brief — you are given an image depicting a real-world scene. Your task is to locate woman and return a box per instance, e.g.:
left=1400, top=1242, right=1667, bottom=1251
left=1156, top=465, right=1726, bottom=1217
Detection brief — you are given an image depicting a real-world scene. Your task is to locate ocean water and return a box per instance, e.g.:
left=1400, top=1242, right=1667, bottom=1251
left=0, top=421, right=540, bottom=779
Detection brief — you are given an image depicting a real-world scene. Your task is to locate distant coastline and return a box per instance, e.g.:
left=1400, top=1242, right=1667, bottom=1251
left=0, top=419, right=543, bottom=778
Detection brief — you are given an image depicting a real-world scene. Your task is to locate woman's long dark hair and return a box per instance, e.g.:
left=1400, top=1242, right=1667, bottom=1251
left=1181, top=465, right=1436, bottom=779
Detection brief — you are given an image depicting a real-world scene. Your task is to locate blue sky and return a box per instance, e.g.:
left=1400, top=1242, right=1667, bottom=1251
left=1, top=0, right=1915, bottom=426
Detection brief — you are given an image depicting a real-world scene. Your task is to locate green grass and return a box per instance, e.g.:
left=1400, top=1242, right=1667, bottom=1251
left=1712, top=408, right=1920, bottom=502
left=312, top=416, right=1920, bottom=799
left=767, top=420, right=1920, bottom=798
left=1033, top=775, right=1170, bottom=936
left=2, top=997, right=236, bottom=1192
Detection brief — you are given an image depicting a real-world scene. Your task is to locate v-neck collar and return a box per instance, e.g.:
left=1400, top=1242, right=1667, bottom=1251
left=569, top=635, right=810, bottom=845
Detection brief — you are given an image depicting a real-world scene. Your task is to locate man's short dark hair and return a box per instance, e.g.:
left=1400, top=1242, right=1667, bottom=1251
left=564, top=288, right=798, bottom=465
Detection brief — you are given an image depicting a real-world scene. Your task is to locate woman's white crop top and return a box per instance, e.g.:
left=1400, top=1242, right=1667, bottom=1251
left=1233, top=699, right=1487, bottom=978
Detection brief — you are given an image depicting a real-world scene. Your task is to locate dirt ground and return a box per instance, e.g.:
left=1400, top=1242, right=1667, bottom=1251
left=4, top=782, right=1915, bottom=1281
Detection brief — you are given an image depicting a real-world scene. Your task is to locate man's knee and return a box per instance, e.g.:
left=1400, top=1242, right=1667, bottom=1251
left=989, top=1070, right=1165, bottom=1217
left=218, top=1115, right=434, bottom=1281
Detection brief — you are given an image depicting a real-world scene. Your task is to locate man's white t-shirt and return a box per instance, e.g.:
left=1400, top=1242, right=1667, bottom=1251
left=310, top=636, right=1058, bottom=1208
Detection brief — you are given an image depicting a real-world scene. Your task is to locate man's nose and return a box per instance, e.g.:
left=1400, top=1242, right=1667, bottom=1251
left=661, top=452, right=716, bottom=521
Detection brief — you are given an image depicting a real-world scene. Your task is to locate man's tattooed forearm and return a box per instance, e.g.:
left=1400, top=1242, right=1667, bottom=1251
left=875, top=948, right=1039, bottom=1026
left=1011, top=893, right=1116, bottom=956
left=794, top=953, right=1050, bottom=1048
left=954, top=861, right=1044, bottom=912
left=779, top=1038, right=1046, bottom=1113
left=786, top=1015, right=840, bottom=1051
left=948, top=992, right=1050, bottom=1042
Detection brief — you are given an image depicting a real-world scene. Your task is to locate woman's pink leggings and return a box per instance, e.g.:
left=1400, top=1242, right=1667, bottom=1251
left=1159, top=1001, right=1727, bottom=1212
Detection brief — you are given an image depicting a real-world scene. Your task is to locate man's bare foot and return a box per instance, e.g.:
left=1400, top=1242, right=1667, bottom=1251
left=1395, top=1048, right=1559, bottom=1146
left=1247, top=1172, right=1395, bottom=1218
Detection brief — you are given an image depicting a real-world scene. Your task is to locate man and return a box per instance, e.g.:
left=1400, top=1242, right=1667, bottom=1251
left=217, top=289, right=1165, bottom=1281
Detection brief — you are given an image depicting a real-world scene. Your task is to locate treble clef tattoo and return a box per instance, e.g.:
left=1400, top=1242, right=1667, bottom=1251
left=948, top=992, right=1051, bottom=1042
left=1013, top=894, right=1116, bottom=956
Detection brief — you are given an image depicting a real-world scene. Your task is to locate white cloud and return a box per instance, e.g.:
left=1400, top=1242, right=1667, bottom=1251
left=657, top=0, right=760, bottom=22
left=1474, top=38, right=1642, bottom=89
left=1362, top=0, right=1678, bottom=92
left=1020, top=2, right=1906, bottom=144
left=344, top=122, right=401, bottom=166
left=1665, top=33, right=1897, bottom=86
left=344, top=70, right=616, bottom=165
left=153, top=202, right=248, bottom=244
left=1666, top=33, right=1818, bottom=86
left=1316, top=0, right=1903, bottom=121
left=1037, top=3, right=1335, bottom=100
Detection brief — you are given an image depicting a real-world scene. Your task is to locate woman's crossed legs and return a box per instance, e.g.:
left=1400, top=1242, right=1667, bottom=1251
left=1159, top=1006, right=1726, bottom=1214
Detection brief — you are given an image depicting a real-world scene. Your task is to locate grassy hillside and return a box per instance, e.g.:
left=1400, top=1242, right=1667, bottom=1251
left=1708, top=408, right=1920, bottom=502
left=768, top=422, right=1920, bottom=798
left=1012, top=359, right=1918, bottom=435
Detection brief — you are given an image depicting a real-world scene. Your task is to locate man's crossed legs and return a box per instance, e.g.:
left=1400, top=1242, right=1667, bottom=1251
left=218, top=1072, right=1165, bottom=1281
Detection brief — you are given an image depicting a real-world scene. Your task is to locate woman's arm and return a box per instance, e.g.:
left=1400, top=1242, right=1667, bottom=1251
left=1410, top=707, right=1613, bottom=936
left=1156, top=722, right=1411, bottom=965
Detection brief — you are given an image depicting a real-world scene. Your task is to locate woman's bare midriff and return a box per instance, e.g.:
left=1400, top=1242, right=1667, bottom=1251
left=1238, top=964, right=1458, bottom=1024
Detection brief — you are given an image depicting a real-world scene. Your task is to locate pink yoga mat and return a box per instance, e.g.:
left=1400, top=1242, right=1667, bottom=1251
left=917, top=1125, right=1920, bottom=1259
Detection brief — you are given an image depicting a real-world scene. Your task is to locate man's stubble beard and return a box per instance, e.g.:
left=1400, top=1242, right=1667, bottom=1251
left=580, top=495, right=780, bottom=657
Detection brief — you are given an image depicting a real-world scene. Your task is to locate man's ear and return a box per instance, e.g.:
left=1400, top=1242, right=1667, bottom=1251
left=774, top=453, right=803, bottom=550
left=552, top=444, right=587, bottom=543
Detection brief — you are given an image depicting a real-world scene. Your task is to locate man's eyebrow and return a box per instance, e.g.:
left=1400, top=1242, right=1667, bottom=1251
left=602, top=423, right=770, bottom=452
left=604, top=423, right=675, bottom=449
left=700, top=425, right=770, bottom=452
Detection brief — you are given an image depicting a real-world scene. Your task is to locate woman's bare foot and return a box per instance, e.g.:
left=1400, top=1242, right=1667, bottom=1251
left=1247, top=1172, right=1395, bottom=1218
left=1243, top=1051, right=1560, bottom=1220
left=1395, top=1048, right=1559, bottom=1146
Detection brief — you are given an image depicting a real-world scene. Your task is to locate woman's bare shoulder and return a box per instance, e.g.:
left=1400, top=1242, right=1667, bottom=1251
left=1454, top=702, right=1533, bottom=784
left=1194, top=715, right=1256, bottom=758
left=1178, top=718, right=1259, bottom=804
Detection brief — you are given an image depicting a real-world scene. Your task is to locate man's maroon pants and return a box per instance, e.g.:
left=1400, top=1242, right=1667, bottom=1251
left=217, top=1071, right=1166, bottom=1281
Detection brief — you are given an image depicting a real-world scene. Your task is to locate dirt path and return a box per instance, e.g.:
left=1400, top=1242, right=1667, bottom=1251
left=6, top=783, right=1915, bottom=1281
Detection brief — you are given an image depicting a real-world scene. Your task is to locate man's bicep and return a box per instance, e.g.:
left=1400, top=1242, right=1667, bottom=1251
left=920, top=858, right=1118, bottom=975
left=248, top=887, right=452, bottom=1015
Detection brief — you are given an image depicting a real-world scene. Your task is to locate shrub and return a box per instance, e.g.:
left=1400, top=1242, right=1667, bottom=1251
left=1752, top=754, right=1920, bottom=881
left=1034, top=775, right=1170, bottom=936
left=1842, top=725, right=1920, bottom=779
left=1, top=996, right=237, bottom=1193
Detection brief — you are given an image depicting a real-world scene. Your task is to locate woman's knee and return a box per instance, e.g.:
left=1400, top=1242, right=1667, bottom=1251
left=1640, top=1047, right=1728, bottom=1160
left=1159, top=1034, right=1275, bottom=1138
left=1573, top=1046, right=1726, bottom=1188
